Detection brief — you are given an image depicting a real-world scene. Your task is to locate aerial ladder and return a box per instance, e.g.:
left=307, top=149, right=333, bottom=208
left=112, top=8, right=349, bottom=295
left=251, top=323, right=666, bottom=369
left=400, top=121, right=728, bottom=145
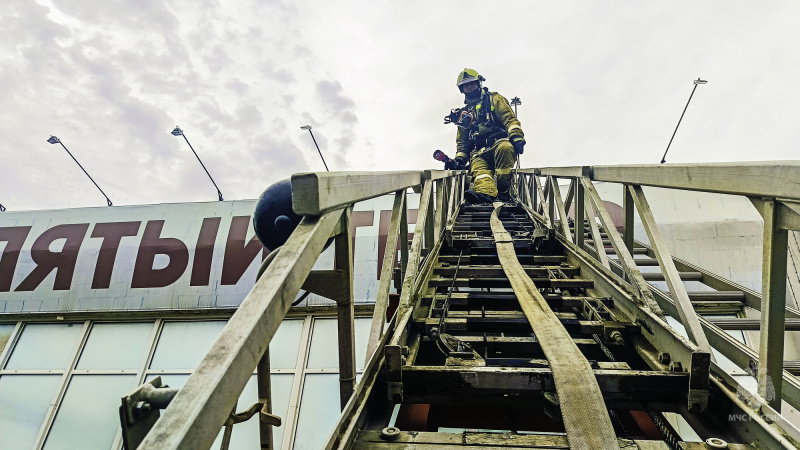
left=121, top=162, right=800, bottom=449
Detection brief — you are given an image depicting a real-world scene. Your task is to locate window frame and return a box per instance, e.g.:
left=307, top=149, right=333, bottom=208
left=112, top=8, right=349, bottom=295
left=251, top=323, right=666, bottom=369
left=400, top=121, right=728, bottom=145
left=0, top=308, right=373, bottom=450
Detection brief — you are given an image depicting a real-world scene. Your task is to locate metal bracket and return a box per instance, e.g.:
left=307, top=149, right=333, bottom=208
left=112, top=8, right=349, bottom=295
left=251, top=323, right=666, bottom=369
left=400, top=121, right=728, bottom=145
left=688, top=352, right=711, bottom=413
left=119, top=376, right=180, bottom=450
left=302, top=269, right=349, bottom=303
left=385, top=345, right=404, bottom=403
left=750, top=197, right=800, bottom=231
left=436, top=333, right=486, bottom=367
left=219, top=402, right=282, bottom=450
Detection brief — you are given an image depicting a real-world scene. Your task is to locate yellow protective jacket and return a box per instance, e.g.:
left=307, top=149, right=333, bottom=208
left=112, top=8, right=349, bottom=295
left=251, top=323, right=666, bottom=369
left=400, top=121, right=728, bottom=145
left=455, top=91, right=524, bottom=161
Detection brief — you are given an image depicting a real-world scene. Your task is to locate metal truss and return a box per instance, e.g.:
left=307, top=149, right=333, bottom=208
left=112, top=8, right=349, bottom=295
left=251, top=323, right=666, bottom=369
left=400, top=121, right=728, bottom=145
left=119, top=162, right=800, bottom=449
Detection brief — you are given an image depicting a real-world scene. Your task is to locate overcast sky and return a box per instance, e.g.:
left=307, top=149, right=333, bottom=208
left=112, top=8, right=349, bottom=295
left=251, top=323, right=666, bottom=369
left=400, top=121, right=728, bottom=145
left=1, top=1, right=798, bottom=211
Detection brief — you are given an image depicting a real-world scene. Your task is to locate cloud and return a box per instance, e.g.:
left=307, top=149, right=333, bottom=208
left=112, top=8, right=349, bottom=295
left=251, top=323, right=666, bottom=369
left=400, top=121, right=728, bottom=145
left=2, top=0, right=800, bottom=212
left=315, top=80, right=357, bottom=124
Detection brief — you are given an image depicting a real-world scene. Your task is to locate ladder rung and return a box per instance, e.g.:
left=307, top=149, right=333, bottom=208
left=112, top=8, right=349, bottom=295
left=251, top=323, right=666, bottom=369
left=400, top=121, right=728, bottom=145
left=708, top=318, right=800, bottom=331
left=428, top=277, right=594, bottom=289
left=642, top=272, right=703, bottom=281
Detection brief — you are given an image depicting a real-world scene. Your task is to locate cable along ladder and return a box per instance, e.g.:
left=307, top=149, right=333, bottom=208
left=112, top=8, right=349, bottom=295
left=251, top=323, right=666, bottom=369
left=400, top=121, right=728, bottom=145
left=120, top=165, right=800, bottom=450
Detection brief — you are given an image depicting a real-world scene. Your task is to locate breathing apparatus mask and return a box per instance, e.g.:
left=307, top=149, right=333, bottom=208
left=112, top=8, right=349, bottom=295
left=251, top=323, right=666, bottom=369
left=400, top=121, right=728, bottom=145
left=444, top=108, right=474, bottom=129
left=459, top=78, right=484, bottom=104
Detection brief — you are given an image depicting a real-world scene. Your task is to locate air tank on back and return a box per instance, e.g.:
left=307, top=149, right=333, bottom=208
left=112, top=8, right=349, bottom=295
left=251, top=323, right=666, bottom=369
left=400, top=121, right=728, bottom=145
left=252, top=179, right=301, bottom=251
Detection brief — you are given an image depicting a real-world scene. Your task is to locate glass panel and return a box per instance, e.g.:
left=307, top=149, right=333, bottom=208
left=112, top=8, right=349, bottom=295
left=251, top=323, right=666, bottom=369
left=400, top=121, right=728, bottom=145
left=144, top=374, right=293, bottom=450
left=0, top=324, right=14, bottom=355
left=0, top=375, right=61, bottom=449
left=355, top=318, right=370, bottom=370
left=149, top=321, right=227, bottom=370
left=307, top=319, right=337, bottom=368
left=226, top=374, right=293, bottom=450
left=294, top=374, right=340, bottom=449
left=77, top=322, right=154, bottom=370
left=44, top=375, right=136, bottom=449
left=269, top=319, right=304, bottom=370
left=307, top=318, right=372, bottom=370
left=6, top=323, right=83, bottom=370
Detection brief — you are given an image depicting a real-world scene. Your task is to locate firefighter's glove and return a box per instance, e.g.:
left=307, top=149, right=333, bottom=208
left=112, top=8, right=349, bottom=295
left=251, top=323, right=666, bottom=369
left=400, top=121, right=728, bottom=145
left=454, top=156, right=468, bottom=170
left=512, top=138, right=526, bottom=155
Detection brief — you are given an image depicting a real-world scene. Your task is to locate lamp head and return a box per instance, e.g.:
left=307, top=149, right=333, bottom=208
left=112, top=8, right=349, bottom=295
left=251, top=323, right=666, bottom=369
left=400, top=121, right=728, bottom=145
left=47, top=136, right=60, bottom=144
left=510, top=97, right=522, bottom=106
left=171, top=126, right=183, bottom=136
left=300, top=125, right=312, bottom=131
left=694, top=79, right=708, bottom=85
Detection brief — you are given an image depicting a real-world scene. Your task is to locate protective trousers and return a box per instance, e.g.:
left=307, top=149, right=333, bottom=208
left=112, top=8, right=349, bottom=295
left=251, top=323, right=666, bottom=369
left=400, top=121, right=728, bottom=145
left=470, top=139, right=515, bottom=198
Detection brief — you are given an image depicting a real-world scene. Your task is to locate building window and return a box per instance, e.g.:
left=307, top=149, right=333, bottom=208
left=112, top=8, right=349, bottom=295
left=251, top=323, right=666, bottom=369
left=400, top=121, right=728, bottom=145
left=0, top=314, right=373, bottom=449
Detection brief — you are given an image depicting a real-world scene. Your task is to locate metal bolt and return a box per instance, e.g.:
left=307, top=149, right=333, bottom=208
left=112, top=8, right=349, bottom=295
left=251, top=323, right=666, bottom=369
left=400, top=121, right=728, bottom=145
left=381, top=426, right=401, bottom=441
left=609, top=330, right=625, bottom=344
left=132, top=401, right=152, bottom=418
left=705, top=437, right=728, bottom=448
left=658, top=352, right=671, bottom=365
left=669, top=361, right=683, bottom=373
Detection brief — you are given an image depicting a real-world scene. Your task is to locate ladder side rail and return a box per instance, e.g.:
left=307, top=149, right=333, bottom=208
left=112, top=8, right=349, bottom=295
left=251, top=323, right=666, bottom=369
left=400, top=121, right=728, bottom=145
left=706, top=360, right=800, bottom=448
left=631, top=203, right=800, bottom=412
left=515, top=168, right=526, bottom=204
left=609, top=244, right=800, bottom=418
left=562, top=238, right=800, bottom=448
left=391, top=178, right=434, bottom=332
left=549, top=176, right=573, bottom=241
left=335, top=207, right=357, bottom=410
left=622, top=184, right=635, bottom=255
left=629, top=185, right=714, bottom=355
left=433, top=178, right=446, bottom=246
left=138, top=209, right=344, bottom=450
left=637, top=238, right=800, bottom=319
left=365, top=190, right=406, bottom=360
left=583, top=186, right=610, bottom=269
left=533, top=175, right=551, bottom=227
left=590, top=161, right=800, bottom=201
left=385, top=178, right=442, bottom=405
left=292, top=171, right=424, bottom=215
left=582, top=177, right=665, bottom=317
left=563, top=177, right=575, bottom=214
left=536, top=162, right=800, bottom=201
left=646, top=282, right=800, bottom=416
left=575, top=178, right=585, bottom=249
left=512, top=170, right=527, bottom=206
left=444, top=174, right=465, bottom=239
left=547, top=176, right=555, bottom=224
left=758, top=199, right=789, bottom=411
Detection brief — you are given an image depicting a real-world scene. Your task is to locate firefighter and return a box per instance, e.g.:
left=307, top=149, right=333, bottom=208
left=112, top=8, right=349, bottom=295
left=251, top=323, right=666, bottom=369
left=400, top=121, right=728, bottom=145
left=452, top=68, right=525, bottom=203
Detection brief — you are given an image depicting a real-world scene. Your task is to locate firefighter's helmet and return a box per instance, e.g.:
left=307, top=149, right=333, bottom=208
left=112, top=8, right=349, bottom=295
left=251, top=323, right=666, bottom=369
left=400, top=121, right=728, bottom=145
left=457, top=68, right=484, bottom=92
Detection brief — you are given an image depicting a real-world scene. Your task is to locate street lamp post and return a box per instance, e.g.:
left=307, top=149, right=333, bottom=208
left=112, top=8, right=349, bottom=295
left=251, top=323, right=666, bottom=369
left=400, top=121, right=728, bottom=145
left=510, top=97, right=521, bottom=117
left=300, top=125, right=330, bottom=172
left=47, top=136, right=113, bottom=206
left=660, top=78, right=708, bottom=164
left=171, top=126, right=224, bottom=201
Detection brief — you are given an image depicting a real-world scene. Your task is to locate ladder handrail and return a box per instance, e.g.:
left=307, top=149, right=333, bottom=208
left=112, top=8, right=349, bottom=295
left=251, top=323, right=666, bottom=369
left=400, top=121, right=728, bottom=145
left=514, top=160, right=800, bottom=418
left=529, top=161, right=800, bottom=201
left=128, top=169, right=467, bottom=450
